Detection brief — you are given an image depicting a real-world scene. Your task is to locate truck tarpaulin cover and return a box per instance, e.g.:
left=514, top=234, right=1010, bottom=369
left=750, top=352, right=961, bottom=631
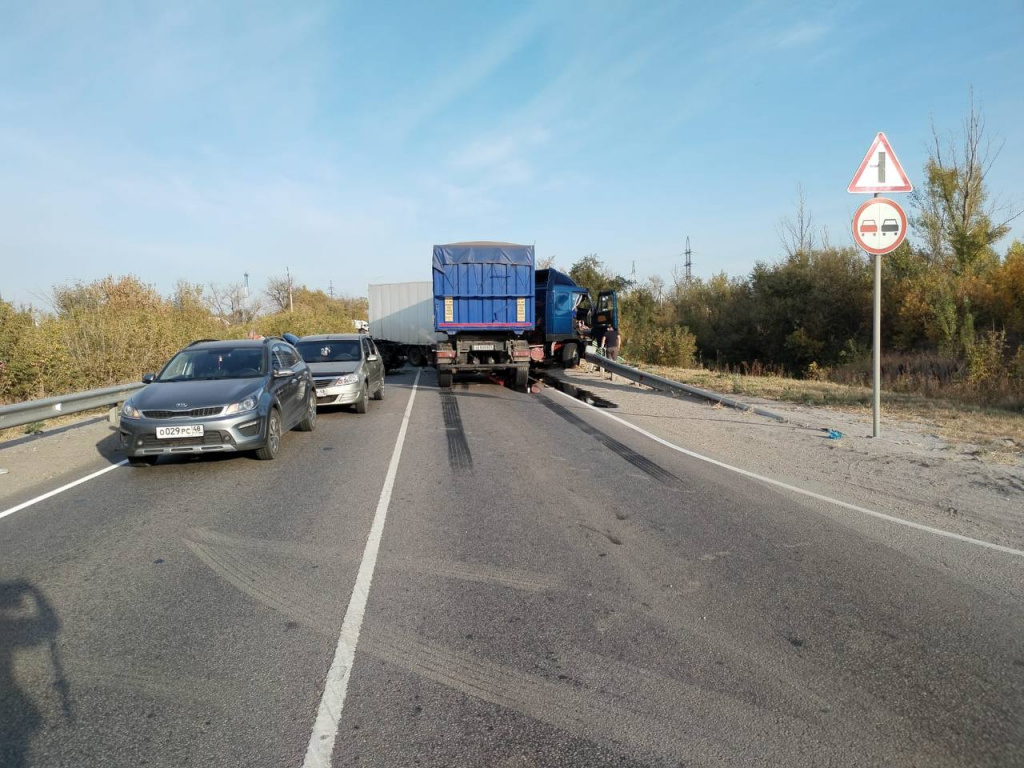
left=432, top=242, right=535, bottom=333
left=432, top=242, right=535, bottom=270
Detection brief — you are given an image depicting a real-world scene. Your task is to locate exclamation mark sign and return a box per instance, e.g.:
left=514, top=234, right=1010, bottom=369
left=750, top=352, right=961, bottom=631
left=877, top=152, right=886, bottom=184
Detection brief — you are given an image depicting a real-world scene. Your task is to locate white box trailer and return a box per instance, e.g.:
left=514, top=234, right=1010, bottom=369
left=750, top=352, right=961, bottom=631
left=368, top=282, right=439, bottom=368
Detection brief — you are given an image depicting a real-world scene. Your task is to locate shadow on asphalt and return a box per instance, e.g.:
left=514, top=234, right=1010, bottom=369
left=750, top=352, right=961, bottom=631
left=0, top=416, right=108, bottom=452
left=0, top=581, right=71, bottom=768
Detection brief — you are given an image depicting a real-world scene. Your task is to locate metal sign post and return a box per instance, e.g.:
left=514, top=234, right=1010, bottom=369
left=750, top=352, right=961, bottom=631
left=848, top=133, right=912, bottom=438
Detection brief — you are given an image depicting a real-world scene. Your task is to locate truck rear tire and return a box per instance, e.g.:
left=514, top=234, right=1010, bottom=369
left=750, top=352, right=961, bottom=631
left=514, top=366, right=529, bottom=391
left=438, top=369, right=453, bottom=388
left=407, top=347, right=425, bottom=367
left=562, top=342, right=580, bottom=369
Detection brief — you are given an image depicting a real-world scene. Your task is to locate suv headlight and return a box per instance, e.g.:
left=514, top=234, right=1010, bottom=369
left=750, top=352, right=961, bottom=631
left=122, top=401, right=142, bottom=419
left=224, top=394, right=259, bottom=415
left=333, top=374, right=359, bottom=386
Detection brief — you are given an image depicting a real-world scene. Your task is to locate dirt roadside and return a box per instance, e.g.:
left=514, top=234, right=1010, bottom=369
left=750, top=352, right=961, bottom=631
left=552, top=366, right=1024, bottom=553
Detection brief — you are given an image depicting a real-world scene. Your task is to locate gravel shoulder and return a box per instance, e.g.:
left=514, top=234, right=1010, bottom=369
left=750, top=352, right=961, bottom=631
left=553, top=365, right=1024, bottom=553
left=0, top=416, right=123, bottom=507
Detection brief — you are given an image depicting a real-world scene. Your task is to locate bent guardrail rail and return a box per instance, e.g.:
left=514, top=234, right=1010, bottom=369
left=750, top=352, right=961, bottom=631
left=583, top=347, right=788, bottom=423
left=0, top=383, right=146, bottom=431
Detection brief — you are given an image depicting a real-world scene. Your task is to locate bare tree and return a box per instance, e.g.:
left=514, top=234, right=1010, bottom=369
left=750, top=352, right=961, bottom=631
left=538, top=255, right=557, bottom=269
left=264, top=276, right=292, bottom=312
left=206, top=282, right=260, bottom=325
left=777, top=184, right=815, bottom=257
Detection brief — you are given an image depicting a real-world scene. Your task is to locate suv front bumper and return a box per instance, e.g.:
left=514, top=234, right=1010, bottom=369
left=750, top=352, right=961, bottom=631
left=119, top=412, right=268, bottom=457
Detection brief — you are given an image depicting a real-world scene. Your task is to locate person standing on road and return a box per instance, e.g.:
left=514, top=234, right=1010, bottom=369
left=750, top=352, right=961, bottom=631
left=602, top=325, right=621, bottom=361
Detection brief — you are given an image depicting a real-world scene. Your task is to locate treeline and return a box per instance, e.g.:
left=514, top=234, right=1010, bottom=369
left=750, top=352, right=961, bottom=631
left=573, top=240, right=1024, bottom=409
left=0, top=275, right=366, bottom=403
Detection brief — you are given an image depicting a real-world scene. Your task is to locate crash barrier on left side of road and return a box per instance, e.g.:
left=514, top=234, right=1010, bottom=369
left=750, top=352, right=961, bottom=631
left=0, top=383, right=146, bottom=431
left=583, top=347, right=790, bottom=424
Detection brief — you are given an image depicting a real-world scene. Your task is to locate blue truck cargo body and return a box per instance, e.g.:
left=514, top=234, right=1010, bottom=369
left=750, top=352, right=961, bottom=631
left=432, top=242, right=535, bottom=333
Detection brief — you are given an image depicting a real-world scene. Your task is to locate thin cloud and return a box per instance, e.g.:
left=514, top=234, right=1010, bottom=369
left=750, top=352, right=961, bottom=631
left=773, top=21, right=832, bottom=49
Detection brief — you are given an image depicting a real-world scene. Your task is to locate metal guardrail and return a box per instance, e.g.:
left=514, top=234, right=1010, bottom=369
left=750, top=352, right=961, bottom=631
left=0, top=382, right=146, bottom=431
left=584, top=348, right=789, bottom=423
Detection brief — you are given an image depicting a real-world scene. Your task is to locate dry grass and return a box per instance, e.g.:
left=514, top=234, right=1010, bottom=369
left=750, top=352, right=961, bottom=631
left=646, top=365, right=1024, bottom=461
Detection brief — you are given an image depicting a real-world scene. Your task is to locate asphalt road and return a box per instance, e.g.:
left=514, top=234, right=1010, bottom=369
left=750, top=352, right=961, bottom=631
left=2, top=367, right=1022, bottom=767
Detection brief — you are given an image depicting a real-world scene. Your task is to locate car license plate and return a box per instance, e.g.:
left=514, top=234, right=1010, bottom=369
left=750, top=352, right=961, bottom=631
left=472, top=344, right=495, bottom=351
left=156, top=425, right=204, bottom=439
left=316, top=388, right=327, bottom=397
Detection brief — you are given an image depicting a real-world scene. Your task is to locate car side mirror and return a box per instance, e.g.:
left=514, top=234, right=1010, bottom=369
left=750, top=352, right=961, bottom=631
left=367, top=354, right=379, bottom=362
left=142, top=373, right=156, bottom=384
left=273, top=366, right=294, bottom=378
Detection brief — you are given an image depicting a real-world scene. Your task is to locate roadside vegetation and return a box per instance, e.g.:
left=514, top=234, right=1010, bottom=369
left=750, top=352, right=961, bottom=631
left=0, top=276, right=365, bottom=404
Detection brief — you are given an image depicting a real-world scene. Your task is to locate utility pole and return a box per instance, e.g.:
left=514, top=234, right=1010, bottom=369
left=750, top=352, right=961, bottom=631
left=684, top=236, right=692, bottom=282
left=328, top=280, right=334, bottom=298
left=286, top=266, right=294, bottom=313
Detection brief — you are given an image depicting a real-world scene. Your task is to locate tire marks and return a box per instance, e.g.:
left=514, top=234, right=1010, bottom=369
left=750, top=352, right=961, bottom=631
left=440, top=390, right=473, bottom=471
left=538, top=397, right=684, bottom=489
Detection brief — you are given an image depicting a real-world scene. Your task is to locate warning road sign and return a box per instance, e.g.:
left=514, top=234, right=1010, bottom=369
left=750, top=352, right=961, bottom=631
left=848, top=132, right=913, bottom=194
left=853, top=197, right=907, bottom=255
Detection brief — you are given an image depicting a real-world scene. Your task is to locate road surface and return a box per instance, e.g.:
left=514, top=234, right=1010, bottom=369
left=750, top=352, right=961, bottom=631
left=1, top=368, right=1022, bottom=766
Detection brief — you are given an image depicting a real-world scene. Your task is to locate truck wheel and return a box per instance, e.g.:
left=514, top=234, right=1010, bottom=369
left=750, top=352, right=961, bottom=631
left=407, top=347, right=425, bottom=367
left=562, top=342, right=580, bottom=369
left=514, top=366, right=529, bottom=391
left=438, top=370, right=453, bottom=388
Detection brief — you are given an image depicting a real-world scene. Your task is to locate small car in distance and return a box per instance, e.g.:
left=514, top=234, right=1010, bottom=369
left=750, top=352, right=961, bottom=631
left=118, top=337, right=316, bottom=466
left=295, top=334, right=385, bottom=413
left=881, top=218, right=900, bottom=235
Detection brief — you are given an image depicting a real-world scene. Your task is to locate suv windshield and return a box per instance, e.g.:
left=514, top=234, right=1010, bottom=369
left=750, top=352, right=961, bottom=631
left=295, top=340, right=361, bottom=363
left=157, top=347, right=266, bottom=381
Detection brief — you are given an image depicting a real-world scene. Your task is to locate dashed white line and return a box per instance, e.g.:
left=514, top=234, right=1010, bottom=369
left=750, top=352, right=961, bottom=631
left=546, top=386, right=1024, bottom=560
left=301, top=369, right=421, bottom=768
left=0, top=459, right=128, bottom=522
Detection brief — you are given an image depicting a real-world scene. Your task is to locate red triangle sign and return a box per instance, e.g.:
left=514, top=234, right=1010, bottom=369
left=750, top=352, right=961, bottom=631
left=848, top=132, right=913, bottom=193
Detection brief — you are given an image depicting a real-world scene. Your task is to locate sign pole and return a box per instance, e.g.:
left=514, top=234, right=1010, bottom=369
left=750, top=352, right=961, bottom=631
left=872, top=228, right=881, bottom=438
left=849, top=133, right=913, bottom=439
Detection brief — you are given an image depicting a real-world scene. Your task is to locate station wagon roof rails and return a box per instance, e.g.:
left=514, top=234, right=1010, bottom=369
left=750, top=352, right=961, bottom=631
left=186, top=339, right=222, bottom=346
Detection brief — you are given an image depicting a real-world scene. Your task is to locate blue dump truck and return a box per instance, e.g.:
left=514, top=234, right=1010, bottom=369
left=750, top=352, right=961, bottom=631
left=433, top=242, right=535, bottom=390
left=529, top=268, right=619, bottom=369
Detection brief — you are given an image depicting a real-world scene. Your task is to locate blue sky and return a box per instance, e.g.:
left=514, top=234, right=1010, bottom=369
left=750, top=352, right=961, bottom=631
left=1, top=0, right=1022, bottom=306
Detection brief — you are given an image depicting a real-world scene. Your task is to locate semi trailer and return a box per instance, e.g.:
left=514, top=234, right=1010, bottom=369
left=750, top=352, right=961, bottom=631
left=367, top=282, right=438, bottom=370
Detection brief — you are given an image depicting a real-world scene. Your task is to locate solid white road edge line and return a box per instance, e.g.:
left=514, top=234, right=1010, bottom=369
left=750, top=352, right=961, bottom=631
left=547, top=386, right=1024, bottom=560
left=302, top=369, right=421, bottom=768
left=0, top=459, right=129, bottom=522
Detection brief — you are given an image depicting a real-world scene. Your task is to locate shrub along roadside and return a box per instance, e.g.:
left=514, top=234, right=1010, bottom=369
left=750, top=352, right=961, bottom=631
left=0, top=275, right=365, bottom=405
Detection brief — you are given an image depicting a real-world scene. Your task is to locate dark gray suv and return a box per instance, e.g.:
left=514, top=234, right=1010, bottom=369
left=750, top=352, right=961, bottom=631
left=118, top=337, right=316, bottom=466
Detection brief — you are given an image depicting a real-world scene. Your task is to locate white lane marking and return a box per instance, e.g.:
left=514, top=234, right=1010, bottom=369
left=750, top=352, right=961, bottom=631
left=302, top=369, right=421, bottom=767
left=0, top=459, right=128, bottom=522
left=546, top=387, right=1024, bottom=560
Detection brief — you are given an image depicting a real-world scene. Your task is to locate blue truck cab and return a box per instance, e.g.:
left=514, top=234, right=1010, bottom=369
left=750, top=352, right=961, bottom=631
left=532, top=268, right=618, bottom=368
left=432, top=242, right=535, bottom=390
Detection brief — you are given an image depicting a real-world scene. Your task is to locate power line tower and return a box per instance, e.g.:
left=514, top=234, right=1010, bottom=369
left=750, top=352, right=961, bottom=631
left=684, top=236, right=692, bottom=282
left=328, top=280, right=335, bottom=298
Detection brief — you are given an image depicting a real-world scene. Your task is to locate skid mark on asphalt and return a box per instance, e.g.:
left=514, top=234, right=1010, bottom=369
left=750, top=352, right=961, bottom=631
left=186, top=526, right=341, bottom=559
left=184, top=535, right=335, bottom=635
left=538, top=397, right=684, bottom=489
left=439, top=390, right=473, bottom=471
left=386, top=557, right=561, bottom=593
left=361, top=627, right=696, bottom=762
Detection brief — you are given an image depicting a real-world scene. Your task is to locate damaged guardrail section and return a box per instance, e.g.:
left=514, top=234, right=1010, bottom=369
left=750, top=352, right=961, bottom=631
left=0, top=383, right=145, bottom=431
left=584, top=348, right=789, bottom=423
